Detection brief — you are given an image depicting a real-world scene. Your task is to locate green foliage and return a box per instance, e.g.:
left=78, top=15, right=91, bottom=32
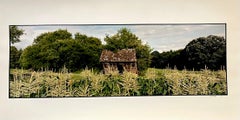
left=10, top=46, right=22, bottom=68
left=20, top=44, right=44, bottom=69
left=10, top=25, right=24, bottom=44
left=19, top=30, right=103, bottom=71
left=104, top=28, right=152, bottom=74
left=74, top=33, right=103, bottom=69
left=183, top=35, right=226, bottom=70
left=33, top=29, right=72, bottom=44
left=150, top=51, right=161, bottom=68
left=151, top=49, right=183, bottom=69
left=9, top=26, right=24, bottom=68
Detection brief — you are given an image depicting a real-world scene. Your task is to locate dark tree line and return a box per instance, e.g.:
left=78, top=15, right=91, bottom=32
left=150, top=35, right=226, bottom=70
left=151, top=49, right=182, bottom=69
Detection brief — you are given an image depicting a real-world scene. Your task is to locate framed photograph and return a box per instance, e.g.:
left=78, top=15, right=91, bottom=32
left=9, top=24, right=227, bottom=98
left=1, top=0, right=239, bottom=120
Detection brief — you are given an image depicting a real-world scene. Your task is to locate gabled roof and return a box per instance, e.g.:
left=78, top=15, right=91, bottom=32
left=100, top=49, right=137, bottom=62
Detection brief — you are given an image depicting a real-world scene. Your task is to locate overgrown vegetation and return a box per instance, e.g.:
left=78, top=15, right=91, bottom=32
left=10, top=68, right=227, bottom=98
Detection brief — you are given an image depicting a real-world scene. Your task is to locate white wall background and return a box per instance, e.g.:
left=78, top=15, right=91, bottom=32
left=0, top=0, right=240, bottom=120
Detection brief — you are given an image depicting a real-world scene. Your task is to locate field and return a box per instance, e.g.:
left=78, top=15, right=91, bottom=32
left=9, top=68, right=227, bottom=98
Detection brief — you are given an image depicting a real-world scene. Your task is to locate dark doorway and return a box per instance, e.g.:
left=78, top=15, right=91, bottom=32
left=117, top=64, right=124, bottom=74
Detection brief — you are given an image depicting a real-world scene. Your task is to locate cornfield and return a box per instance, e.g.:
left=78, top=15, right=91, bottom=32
left=9, top=68, right=227, bottom=98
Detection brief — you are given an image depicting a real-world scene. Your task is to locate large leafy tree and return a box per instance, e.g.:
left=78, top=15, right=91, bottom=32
left=20, top=30, right=72, bottom=70
left=20, top=29, right=102, bottom=71
left=182, top=35, right=226, bottom=70
left=104, top=28, right=152, bottom=74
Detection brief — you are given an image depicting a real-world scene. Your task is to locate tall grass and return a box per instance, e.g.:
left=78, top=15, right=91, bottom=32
left=9, top=68, right=227, bottom=98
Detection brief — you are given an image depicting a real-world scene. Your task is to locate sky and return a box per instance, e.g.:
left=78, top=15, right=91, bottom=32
left=13, top=24, right=225, bottom=53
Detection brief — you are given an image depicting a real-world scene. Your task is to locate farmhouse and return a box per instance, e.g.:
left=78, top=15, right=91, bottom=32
left=100, top=49, right=138, bottom=74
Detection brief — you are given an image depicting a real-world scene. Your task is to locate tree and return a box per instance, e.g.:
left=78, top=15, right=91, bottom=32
left=20, top=45, right=43, bottom=69
left=74, top=33, right=103, bottom=69
left=150, top=51, right=161, bottom=68
left=10, top=25, right=24, bottom=44
left=10, top=46, right=22, bottom=68
left=10, top=25, right=24, bottom=68
left=104, top=28, right=152, bottom=74
left=33, top=29, right=72, bottom=44
left=20, top=29, right=73, bottom=70
left=182, top=35, right=226, bottom=70
left=20, top=30, right=103, bottom=71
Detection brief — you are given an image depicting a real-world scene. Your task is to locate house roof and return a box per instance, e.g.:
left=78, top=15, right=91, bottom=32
left=100, top=49, right=137, bottom=62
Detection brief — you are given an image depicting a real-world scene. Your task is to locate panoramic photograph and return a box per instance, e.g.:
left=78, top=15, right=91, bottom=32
left=9, top=24, right=227, bottom=98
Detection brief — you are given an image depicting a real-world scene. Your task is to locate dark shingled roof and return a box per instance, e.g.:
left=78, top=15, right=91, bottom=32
left=100, top=49, right=137, bottom=62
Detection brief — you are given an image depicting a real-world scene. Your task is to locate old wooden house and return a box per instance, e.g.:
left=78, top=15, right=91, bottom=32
left=100, top=49, right=138, bottom=74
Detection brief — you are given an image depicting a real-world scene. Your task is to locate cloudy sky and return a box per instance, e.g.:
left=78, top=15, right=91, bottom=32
left=13, top=24, right=225, bottom=53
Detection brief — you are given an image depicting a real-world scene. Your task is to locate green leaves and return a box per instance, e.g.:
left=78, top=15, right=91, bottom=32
left=10, top=46, right=22, bottom=68
left=10, top=25, right=24, bottom=44
left=20, top=30, right=103, bottom=71
left=183, top=35, right=226, bottom=70
left=33, top=29, right=72, bottom=44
